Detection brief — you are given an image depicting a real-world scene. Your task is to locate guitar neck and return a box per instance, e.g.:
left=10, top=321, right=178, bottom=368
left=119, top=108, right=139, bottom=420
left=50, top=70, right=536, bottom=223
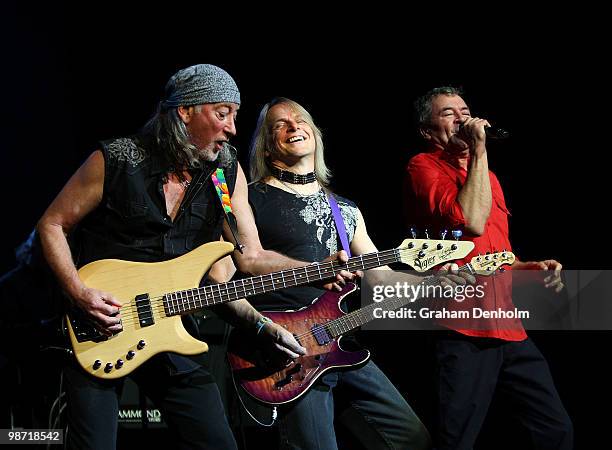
left=324, top=264, right=474, bottom=338
left=163, top=248, right=402, bottom=316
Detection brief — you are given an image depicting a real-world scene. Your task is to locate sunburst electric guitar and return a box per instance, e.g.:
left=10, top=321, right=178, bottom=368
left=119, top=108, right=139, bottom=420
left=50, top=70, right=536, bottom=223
left=227, top=251, right=515, bottom=405
left=67, top=238, right=475, bottom=379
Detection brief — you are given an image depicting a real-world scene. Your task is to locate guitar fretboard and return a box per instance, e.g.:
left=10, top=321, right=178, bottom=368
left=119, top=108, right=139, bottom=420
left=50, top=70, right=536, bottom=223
left=323, top=265, right=475, bottom=337
left=163, top=248, right=404, bottom=316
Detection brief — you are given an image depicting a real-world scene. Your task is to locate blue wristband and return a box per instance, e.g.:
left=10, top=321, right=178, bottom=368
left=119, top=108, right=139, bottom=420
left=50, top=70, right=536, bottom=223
left=256, top=316, right=272, bottom=335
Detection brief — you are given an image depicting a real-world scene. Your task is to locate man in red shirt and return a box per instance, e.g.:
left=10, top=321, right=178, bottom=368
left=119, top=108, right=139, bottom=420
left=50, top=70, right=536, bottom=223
left=404, top=87, right=572, bottom=449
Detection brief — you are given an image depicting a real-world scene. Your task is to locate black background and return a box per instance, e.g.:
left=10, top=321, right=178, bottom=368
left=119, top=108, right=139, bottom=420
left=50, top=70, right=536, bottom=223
left=1, top=3, right=608, bottom=448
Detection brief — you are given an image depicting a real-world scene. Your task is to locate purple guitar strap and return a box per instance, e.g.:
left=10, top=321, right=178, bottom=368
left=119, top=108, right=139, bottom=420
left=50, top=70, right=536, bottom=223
left=326, top=191, right=352, bottom=257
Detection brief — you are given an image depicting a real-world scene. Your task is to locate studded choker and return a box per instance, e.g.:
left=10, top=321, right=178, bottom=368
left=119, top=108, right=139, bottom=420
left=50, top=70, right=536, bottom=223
left=270, top=166, right=317, bottom=184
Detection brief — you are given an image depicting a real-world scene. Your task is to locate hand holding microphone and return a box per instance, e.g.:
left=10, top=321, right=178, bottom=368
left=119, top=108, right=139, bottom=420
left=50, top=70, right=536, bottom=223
left=458, top=118, right=510, bottom=140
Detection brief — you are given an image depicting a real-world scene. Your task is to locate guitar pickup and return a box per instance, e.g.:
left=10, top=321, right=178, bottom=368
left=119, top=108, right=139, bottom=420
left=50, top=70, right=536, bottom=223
left=312, top=324, right=331, bottom=345
left=135, top=294, right=154, bottom=327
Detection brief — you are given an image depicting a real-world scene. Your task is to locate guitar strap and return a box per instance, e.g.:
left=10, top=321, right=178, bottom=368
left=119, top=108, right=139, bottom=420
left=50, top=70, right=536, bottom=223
left=211, top=168, right=244, bottom=253
left=326, top=191, right=352, bottom=257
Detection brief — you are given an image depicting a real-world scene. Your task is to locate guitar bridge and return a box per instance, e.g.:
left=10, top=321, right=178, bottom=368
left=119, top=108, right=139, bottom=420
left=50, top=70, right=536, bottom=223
left=274, top=363, right=302, bottom=390
left=68, top=308, right=107, bottom=343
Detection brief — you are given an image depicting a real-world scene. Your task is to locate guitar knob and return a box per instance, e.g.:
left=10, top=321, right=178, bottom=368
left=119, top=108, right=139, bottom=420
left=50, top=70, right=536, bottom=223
left=126, top=350, right=136, bottom=360
left=116, top=359, right=124, bottom=368
left=422, top=243, right=429, bottom=249
left=451, top=244, right=457, bottom=250
left=104, top=363, right=114, bottom=373
left=93, top=360, right=102, bottom=370
left=408, top=242, right=414, bottom=249
left=437, top=243, right=443, bottom=250
left=418, top=250, right=426, bottom=258
left=137, top=340, right=146, bottom=350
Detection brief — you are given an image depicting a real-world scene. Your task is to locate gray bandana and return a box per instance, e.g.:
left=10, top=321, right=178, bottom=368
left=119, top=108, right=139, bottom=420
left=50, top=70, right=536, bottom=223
left=162, top=64, right=240, bottom=109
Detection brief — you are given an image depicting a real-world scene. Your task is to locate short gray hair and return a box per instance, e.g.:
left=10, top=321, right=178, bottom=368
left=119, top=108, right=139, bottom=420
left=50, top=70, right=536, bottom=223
left=414, top=86, right=464, bottom=129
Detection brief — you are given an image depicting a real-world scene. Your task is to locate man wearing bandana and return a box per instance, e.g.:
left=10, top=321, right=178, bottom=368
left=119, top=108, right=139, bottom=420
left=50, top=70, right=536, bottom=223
left=36, top=65, right=356, bottom=449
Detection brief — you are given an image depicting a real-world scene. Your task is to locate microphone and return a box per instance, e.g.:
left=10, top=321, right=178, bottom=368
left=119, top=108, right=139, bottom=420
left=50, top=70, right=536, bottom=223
left=485, top=126, right=510, bottom=140
left=458, top=122, right=510, bottom=140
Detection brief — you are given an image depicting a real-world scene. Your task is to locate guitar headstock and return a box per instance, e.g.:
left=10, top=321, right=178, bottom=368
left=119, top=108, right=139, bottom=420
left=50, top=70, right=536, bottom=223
left=397, top=238, right=475, bottom=272
left=470, top=251, right=515, bottom=275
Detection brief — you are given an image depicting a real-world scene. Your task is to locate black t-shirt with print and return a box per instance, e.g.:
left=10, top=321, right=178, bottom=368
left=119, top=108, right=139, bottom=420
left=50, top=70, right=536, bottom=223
left=247, top=181, right=359, bottom=312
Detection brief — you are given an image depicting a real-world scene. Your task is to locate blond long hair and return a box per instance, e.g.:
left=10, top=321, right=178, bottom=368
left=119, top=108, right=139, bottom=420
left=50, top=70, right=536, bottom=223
left=248, top=98, right=331, bottom=186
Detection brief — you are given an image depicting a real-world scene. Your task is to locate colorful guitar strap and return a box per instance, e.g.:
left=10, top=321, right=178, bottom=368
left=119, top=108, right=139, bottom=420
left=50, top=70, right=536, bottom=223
left=211, top=168, right=244, bottom=253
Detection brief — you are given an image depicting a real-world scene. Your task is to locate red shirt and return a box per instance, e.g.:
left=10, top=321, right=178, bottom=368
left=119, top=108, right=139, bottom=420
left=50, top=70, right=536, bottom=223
left=405, top=149, right=527, bottom=341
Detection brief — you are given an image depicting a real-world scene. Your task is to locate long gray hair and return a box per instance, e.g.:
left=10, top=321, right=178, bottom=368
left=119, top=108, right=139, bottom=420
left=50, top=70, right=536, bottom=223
left=142, top=103, right=233, bottom=172
left=248, top=98, right=331, bottom=186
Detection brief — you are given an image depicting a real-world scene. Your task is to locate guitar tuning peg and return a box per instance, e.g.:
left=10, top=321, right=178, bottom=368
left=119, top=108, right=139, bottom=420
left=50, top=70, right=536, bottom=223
left=410, top=227, right=417, bottom=239
left=451, top=230, right=463, bottom=240
left=440, top=229, right=448, bottom=240
left=424, top=228, right=430, bottom=239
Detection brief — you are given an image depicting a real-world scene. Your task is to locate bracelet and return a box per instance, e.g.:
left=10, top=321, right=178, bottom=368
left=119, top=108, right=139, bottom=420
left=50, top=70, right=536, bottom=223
left=255, top=316, right=272, bottom=335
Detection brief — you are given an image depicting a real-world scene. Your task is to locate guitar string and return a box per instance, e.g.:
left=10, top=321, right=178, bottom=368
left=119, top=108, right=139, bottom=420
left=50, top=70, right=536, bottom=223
left=115, top=249, right=504, bottom=327
left=115, top=250, right=503, bottom=328
left=117, top=267, right=502, bottom=331
left=113, top=250, right=408, bottom=326
left=289, top=260, right=511, bottom=342
left=290, top=264, right=475, bottom=341
left=115, top=252, right=400, bottom=326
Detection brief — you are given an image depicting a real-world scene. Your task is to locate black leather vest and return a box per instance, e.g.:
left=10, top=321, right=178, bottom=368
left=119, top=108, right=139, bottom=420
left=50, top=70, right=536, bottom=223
left=74, top=135, right=237, bottom=268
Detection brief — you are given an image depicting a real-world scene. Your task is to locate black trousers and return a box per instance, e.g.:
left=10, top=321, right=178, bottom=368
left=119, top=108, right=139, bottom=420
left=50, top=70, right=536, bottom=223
left=435, top=334, right=573, bottom=450
left=64, top=356, right=237, bottom=450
